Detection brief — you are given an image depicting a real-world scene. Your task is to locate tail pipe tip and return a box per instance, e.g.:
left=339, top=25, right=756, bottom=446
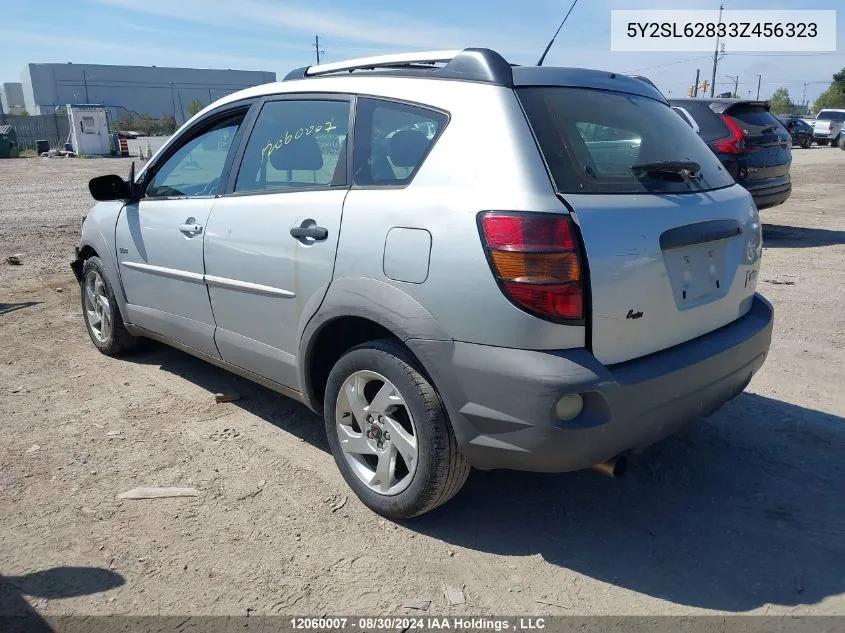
left=592, top=454, right=628, bottom=478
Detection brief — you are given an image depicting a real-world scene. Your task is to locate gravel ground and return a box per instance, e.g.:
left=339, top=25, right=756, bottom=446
left=0, top=148, right=843, bottom=618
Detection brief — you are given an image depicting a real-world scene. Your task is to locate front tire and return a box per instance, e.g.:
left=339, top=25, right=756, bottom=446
left=80, top=256, right=137, bottom=356
left=324, top=339, right=470, bottom=519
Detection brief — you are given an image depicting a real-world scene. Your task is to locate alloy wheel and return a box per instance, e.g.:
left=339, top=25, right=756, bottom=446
left=334, top=370, right=418, bottom=495
left=84, top=270, right=112, bottom=344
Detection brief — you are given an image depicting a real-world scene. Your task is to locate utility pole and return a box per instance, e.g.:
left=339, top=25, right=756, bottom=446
left=83, top=69, right=90, bottom=103
left=710, top=3, right=724, bottom=98
left=314, top=35, right=325, bottom=64
left=802, top=82, right=808, bottom=110
left=725, top=74, right=739, bottom=97
left=756, top=74, right=761, bottom=100
left=694, top=68, right=701, bottom=97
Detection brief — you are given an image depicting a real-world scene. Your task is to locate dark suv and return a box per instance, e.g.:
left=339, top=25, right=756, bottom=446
left=670, top=98, right=792, bottom=210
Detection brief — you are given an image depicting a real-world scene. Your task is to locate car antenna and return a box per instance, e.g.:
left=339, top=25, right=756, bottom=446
left=536, top=0, right=580, bottom=66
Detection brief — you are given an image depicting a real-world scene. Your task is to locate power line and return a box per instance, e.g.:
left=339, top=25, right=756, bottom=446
left=625, top=54, right=712, bottom=73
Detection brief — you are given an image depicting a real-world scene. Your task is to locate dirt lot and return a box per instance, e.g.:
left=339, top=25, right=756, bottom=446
left=1, top=149, right=844, bottom=618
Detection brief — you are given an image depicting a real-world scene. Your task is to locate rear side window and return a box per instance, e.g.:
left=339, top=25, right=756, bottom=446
left=817, top=110, right=845, bottom=122
left=235, top=99, right=350, bottom=193
left=519, top=88, right=734, bottom=195
left=352, top=98, right=447, bottom=186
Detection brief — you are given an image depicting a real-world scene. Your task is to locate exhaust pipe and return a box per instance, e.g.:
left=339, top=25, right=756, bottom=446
left=592, top=454, right=628, bottom=478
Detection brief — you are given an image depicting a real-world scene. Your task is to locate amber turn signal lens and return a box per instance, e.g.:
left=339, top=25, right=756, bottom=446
left=490, top=251, right=580, bottom=283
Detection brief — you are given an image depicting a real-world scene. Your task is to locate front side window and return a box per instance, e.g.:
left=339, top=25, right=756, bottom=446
left=353, top=98, right=447, bottom=186
left=146, top=113, right=244, bottom=198
left=235, top=99, right=350, bottom=193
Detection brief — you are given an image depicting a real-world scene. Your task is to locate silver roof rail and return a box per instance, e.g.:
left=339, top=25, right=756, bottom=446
left=283, top=48, right=514, bottom=86
left=305, top=50, right=461, bottom=77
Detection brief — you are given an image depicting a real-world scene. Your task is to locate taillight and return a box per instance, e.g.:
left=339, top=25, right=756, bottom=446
left=479, top=212, right=583, bottom=321
left=713, top=114, right=746, bottom=154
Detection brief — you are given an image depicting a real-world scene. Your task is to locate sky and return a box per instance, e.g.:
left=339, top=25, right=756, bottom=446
left=1, top=0, right=843, bottom=106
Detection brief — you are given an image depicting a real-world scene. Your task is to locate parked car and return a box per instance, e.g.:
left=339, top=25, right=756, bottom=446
left=670, top=98, right=792, bottom=209
left=807, top=109, right=845, bottom=146
left=73, top=49, right=773, bottom=519
left=776, top=115, right=813, bottom=148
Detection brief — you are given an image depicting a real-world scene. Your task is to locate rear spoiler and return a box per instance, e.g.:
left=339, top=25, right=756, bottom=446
left=709, top=100, right=770, bottom=114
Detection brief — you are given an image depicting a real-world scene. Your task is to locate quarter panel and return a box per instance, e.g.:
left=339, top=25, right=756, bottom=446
left=335, top=86, right=586, bottom=350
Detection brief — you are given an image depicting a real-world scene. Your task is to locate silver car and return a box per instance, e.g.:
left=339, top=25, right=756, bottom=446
left=73, top=49, right=773, bottom=519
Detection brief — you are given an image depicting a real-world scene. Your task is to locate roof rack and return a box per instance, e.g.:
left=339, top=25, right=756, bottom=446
left=283, top=48, right=513, bottom=86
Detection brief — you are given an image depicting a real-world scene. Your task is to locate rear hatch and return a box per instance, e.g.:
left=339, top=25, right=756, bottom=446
left=715, top=101, right=791, bottom=186
left=518, top=86, right=763, bottom=365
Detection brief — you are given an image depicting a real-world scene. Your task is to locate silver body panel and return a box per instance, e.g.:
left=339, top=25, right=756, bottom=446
left=115, top=197, right=219, bottom=358
left=80, top=71, right=763, bottom=397
left=203, top=190, right=347, bottom=386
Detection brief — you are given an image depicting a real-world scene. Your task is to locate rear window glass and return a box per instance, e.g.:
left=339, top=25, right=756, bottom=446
left=678, top=101, right=729, bottom=141
left=817, top=110, right=845, bottom=122
left=519, top=88, right=734, bottom=195
left=725, top=104, right=781, bottom=131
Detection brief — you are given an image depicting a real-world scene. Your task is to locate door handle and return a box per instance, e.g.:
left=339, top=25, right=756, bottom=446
left=178, top=220, right=203, bottom=235
left=290, top=225, right=328, bottom=241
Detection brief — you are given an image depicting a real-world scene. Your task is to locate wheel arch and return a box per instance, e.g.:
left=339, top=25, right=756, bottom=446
left=298, top=278, right=452, bottom=414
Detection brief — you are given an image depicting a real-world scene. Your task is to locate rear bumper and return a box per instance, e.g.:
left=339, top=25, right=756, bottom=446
left=409, top=294, right=773, bottom=472
left=744, top=181, right=791, bottom=210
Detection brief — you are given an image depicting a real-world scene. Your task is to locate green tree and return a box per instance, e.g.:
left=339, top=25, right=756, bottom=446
left=768, top=87, right=792, bottom=115
left=117, top=113, right=135, bottom=131
left=813, top=84, right=845, bottom=111
left=187, top=99, right=205, bottom=117
left=138, top=113, right=153, bottom=136
left=812, top=67, right=845, bottom=111
left=158, top=113, right=178, bottom=135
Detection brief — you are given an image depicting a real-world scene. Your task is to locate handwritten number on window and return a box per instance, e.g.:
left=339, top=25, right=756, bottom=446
left=261, top=119, right=338, bottom=160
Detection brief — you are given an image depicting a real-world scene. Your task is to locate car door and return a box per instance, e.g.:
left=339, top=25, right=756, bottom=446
left=115, top=104, right=250, bottom=357
left=203, top=95, right=352, bottom=388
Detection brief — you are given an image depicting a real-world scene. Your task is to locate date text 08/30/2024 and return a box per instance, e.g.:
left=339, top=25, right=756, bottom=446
left=289, top=617, right=547, bottom=630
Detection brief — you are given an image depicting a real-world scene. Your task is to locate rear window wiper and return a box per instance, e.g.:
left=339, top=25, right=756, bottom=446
left=631, top=161, right=701, bottom=180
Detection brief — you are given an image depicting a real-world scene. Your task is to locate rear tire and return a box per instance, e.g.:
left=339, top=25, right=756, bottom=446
left=818, top=139, right=829, bottom=146
left=801, top=137, right=811, bottom=149
left=80, top=257, right=137, bottom=356
left=831, top=135, right=840, bottom=148
left=324, top=339, right=470, bottom=519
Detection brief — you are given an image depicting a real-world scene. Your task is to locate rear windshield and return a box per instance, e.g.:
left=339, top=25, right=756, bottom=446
left=725, top=104, right=781, bottom=132
left=676, top=101, right=730, bottom=142
left=817, top=110, right=845, bottom=122
left=519, top=87, right=734, bottom=195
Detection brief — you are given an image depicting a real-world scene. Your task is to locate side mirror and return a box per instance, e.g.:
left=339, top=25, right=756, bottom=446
left=88, top=174, right=130, bottom=201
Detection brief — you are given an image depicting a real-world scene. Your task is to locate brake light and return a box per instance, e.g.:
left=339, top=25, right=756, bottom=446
left=479, top=212, right=583, bottom=320
left=714, top=114, right=746, bottom=154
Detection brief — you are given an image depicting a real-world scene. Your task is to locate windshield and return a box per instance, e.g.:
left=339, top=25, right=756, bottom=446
left=518, top=87, right=734, bottom=194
